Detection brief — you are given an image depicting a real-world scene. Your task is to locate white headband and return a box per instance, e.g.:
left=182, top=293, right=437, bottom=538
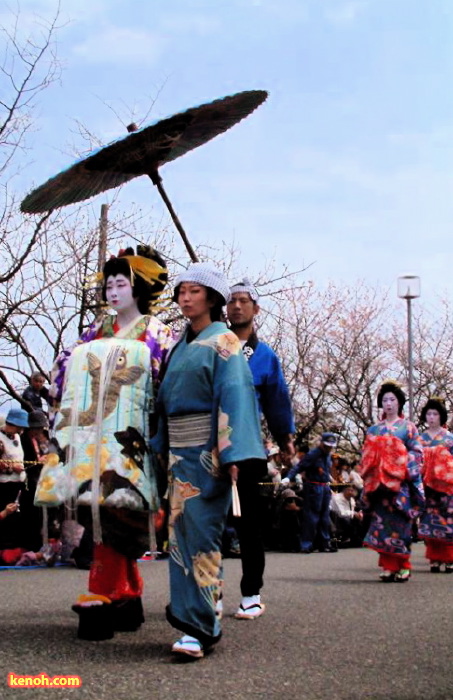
left=174, top=262, right=231, bottom=304
left=230, top=277, right=259, bottom=303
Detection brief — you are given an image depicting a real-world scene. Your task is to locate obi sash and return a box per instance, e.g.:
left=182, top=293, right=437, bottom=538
left=359, top=433, right=409, bottom=494
left=422, top=444, right=453, bottom=495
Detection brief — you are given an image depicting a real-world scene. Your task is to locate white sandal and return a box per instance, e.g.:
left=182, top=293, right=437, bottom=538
left=171, top=635, right=204, bottom=659
left=234, top=603, right=265, bottom=619
left=395, top=568, right=411, bottom=582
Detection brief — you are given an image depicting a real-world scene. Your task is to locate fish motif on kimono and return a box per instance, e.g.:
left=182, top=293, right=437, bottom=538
left=57, top=350, right=145, bottom=428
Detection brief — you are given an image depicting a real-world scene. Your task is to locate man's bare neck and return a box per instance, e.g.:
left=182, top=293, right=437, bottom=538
left=230, top=323, right=254, bottom=341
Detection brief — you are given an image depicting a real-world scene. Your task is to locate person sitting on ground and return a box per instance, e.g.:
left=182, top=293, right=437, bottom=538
left=0, top=500, right=60, bottom=567
left=21, top=372, right=50, bottom=413
left=275, top=488, right=303, bottom=552
left=330, top=484, right=364, bottom=547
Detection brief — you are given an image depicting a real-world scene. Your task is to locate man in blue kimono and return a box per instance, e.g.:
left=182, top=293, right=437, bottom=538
left=283, top=432, right=338, bottom=553
left=227, top=278, right=295, bottom=619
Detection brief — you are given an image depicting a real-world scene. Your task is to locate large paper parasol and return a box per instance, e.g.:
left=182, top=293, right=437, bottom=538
left=21, top=90, right=268, bottom=261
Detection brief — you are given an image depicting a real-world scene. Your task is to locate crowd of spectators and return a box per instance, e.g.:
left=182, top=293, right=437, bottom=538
left=1, top=375, right=366, bottom=567
left=223, top=442, right=367, bottom=557
left=0, top=375, right=70, bottom=567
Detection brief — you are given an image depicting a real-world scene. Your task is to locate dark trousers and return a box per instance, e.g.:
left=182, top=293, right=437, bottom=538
left=0, top=481, right=25, bottom=549
left=301, top=484, right=332, bottom=550
left=235, top=460, right=267, bottom=597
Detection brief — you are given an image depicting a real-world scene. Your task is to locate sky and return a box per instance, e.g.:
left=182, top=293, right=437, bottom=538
left=3, top=0, right=453, bottom=310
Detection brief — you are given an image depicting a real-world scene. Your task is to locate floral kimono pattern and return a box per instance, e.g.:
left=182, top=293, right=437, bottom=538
left=418, top=429, right=453, bottom=544
left=35, top=314, right=172, bottom=554
left=360, top=419, right=425, bottom=556
left=154, top=321, right=265, bottom=646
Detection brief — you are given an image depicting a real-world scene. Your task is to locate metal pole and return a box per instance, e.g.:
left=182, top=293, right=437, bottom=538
left=407, top=297, right=414, bottom=421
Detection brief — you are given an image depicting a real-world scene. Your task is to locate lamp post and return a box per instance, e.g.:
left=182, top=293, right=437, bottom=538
left=397, top=275, right=421, bottom=421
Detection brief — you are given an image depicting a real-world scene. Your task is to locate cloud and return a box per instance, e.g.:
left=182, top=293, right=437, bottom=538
left=323, top=0, right=369, bottom=26
left=72, top=25, right=167, bottom=66
left=159, top=13, right=221, bottom=36
left=0, top=0, right=64, bottom=41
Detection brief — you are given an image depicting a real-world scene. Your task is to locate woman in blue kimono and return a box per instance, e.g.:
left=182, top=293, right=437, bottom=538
left=154, top=262, right=265, bottom=659
left=418, top=397, right=453, bottom=573
left=359, top=381, right=425, bottom=582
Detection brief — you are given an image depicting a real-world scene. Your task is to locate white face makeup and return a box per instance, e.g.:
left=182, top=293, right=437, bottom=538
left=382, top=392, right=399, bottom=418
left=426, top=408, right=441, bottom=429
left=105, top=274, right=136, bottom=313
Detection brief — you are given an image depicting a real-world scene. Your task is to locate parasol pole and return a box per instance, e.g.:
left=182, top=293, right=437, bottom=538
left=148, top=170, right=199, bottom=263
left=125, top=122, right=198, bottom=263
left=96, top=203, right=109, bottom=307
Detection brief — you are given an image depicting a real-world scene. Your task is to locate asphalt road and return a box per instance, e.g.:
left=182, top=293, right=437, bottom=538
left=1, top=543, right=452, bottom=700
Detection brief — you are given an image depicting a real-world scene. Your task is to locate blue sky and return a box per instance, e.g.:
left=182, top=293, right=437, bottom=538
left=5, top=0, right=453, bottom=307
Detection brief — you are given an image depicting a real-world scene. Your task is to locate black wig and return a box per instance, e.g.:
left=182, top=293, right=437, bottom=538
left=101, top=246, right=167, bottom=315
left=377, top=381, right=406, bottom=414
left=420, top=398, right=448, bottom=426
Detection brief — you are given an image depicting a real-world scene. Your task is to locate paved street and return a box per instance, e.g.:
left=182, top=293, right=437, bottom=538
left=1, top=543, right=452, bottom=700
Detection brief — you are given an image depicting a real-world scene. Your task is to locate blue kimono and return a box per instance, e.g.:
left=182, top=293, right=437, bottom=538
left=362, top=419, right=425, bottom=556
left=155, top=322, right=265, bottom=646
left=418, top=429, right=453, bottom=544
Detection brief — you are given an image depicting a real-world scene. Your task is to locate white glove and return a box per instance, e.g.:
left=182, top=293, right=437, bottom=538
left=281, top=477, right=290, bottom=486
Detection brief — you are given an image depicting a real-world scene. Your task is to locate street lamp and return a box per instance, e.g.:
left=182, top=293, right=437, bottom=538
left=397, top=275, right=421, bottom=421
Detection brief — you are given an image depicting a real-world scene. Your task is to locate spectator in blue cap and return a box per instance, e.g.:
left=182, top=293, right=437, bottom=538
left=0, top=408, right=28, bottom=481
left=283, top=432, right=339, bottom=552
left=3, top=408, right=29, bottom=429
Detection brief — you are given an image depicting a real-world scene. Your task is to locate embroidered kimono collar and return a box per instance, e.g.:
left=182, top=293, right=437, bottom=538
left=102, top=314, right=150, bottom=339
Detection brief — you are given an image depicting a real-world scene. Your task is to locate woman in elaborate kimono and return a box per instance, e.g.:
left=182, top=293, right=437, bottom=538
left=154, top=262, right=266, bottom=659
left=35, top=245, right=172, bottom=639
left=359, top=381, right=425, bottom=582
left=418, top=397, right=453, bottom=573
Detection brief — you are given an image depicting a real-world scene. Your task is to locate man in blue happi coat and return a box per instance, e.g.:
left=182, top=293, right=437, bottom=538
left=227, top=278, right=295, bottom=619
